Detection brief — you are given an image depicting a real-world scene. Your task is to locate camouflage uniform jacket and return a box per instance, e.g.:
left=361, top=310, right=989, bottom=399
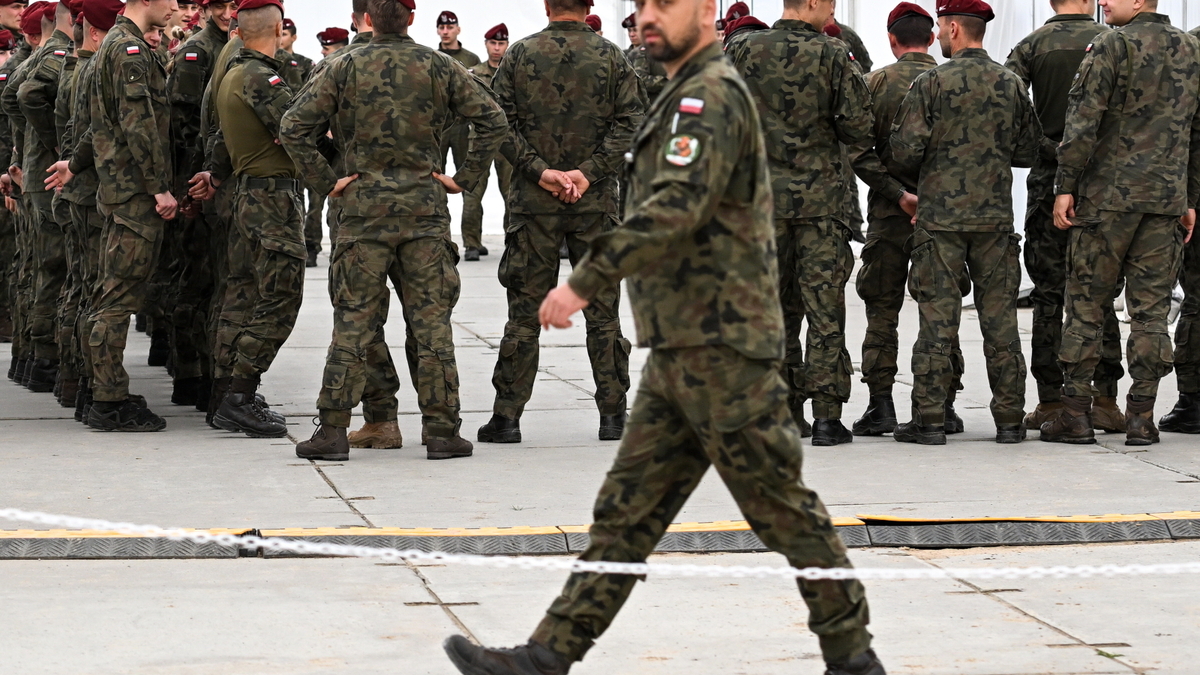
left=724, top=19, right=874, bottom=221
left=1056, top=12, right=1200, bottom=216
left=201, top=35, right=242, bottom=174
left=88, top=15, right=173, bottom=206
left=468, top=59, right=498, bottom=84
left=889, top=47, right=1043, bottom=232
left=836, top=21, right=872, bottom=72
left=567, top=42, right=784, bottom=361
left=279, top=32, right=506, bottom=218
left=169, top=19, right=228, bottom=185
left=1005, top=14, right=1106, bottom=143
left=61, top=49, right=98, bottom=207
left=0, top=37, right=31, bottom=172
left=627, top=45, right=666, bottom=104
left=17, top=31, right=72, bottom=181
left=490, top=20, right=643, bottom=217
left=851, top=51, right=936, bottom=222
left=438, top=43, right=480, bottom=68
left=3, top=30, right=70, bottom=171
left=53, top=50, right=79, bottom=146
left=276, top=48, right=313, bottom=92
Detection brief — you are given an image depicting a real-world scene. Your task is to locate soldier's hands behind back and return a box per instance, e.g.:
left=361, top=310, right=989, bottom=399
left=44, top=161, right=74, bottom=191
left=330, top=174, right=360, bottom=198
left=540, top=282, right=590, bottom=330
left=1053, top=194, right=1076, bottom=231
left=155, top=192, right=178, bottom=221
left=8, top=165, right=22, bottom=190
left=1183, top=208, right=1196, bottom=244
left=539, top=169, right=581, bottom=204
left=565, top=170, right=591, bottom=199
left=433, top=171, right=463, bottom=194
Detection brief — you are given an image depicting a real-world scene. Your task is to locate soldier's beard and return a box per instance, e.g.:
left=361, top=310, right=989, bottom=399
left=645, top=22, right=701, bottom=63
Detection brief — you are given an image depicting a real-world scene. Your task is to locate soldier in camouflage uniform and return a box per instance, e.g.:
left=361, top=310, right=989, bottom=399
left=84, top=1, right=177, bottom=432
left=2, top=4, right=33, bottom=384
left=7, top=2, right=71, bottom=393
left=47, top=5, right=79, bottom=409
left=1160, top=24, right=1200, bottom=435
left=434, top=9, right=484, bottom=259
left=622, top=11, right=665, bottom=103
left=479, top=0, right=642, bottom=445
left=1005, top=0, right=1126, bottom=435
left=0, top=0, right=24, bottom=347
left=281, top=0, right=506, bottom=462
left=443, top=3, right=883, bottom=674
left=849, top=2, right=963, bottom=438
left=301, top=25, right=351, bottom=267
left=889, top=0, right=1042, bottom=446
left=164, top=0, right=230, bottom=409
left=458, top=22, right=511, bottom=260
left=725, top=0, right=875, bottom=446
left=1044, top=1, right=1200, bottom=446
left=278, top=17, right=313, bottom=88
left=206, top=0, right=302, bottom=439
left=833, top=19, right=872, bottom=72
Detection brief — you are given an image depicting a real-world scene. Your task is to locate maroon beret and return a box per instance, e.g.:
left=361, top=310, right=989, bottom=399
left=236, top=0, right=282, bottom=12
left=317, top=26, right=350, bottom=45
left=0, top=29, right=13, bottom=49
left=21, top=2, right=50, bottom=36
left=397, top=0, right=415, bottom=9
left=621, top=12, right=635, bottom=29
left=888, top=2, right=933, bottom=30
left=282, top=17, right=295, bottom=31
left=724, top=1, right=748, bottom=22
left=822, top=21, right=842, bottom=38
left=81, top=0, right=122, bottom=31
left=584, top=14, right=600, bottom=32
left=936, top=0, right=994, bottom=22
left=483, top=23, right=507, bottom=41
left=437, top=10, right=457, bottom=25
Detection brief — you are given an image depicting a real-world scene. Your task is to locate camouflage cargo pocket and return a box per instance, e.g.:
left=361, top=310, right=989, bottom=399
left=856, top=235, right=884, bottom=303
left=907, top=229, right=938, bottom=304
left=709, top=355, right=789, bottom=433
left=497, top=229, right=526, bottom=290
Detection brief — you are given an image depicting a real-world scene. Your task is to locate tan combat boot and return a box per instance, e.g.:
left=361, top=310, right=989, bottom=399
left=1039, top=395, right=1095, bottom=444
left=1091, top=396, right=1127, bottom=433
left=1023, top=401, right=1064, bottom=430
left=348, top=420, right=404, bottom=449
left=1125, top=396, right=1160, bottom=446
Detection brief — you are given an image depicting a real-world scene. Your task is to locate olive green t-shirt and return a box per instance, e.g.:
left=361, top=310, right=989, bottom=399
left=216, top=50, right=298, bottom=178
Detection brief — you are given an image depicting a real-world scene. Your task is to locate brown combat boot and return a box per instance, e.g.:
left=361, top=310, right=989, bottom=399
left=427, top=436, right=474, bottom=460
left=296, top=424, right=350, bottom=461
left=1023, top=401, right=1064, bottom=430
left=1039, top=395, right=1095, bottom=444
left=348, top=420, right=404, bottom=449
left=1092, top=396, right=1127, bottom=433
left=1125, top=396, right=1160, bottom=446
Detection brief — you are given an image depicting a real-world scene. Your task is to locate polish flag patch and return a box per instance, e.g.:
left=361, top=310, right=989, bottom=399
left=0, top=74, right=8, bottom=81
left=1086, top=43, right=1093, bottom=52
left=268, top=75, right=282, bottom=86
left=127, top=46, right=140, bottom=55
left=679, top=97, right=704, bottom=115
left=185, top=52, right=198, bottom=61
left=53, top=50, right=66, bottom=56
left=290, top=60, right=298, bottom=66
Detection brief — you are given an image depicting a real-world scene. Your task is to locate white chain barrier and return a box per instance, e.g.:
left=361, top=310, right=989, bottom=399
left=3, top=507, right=1198, bottom=581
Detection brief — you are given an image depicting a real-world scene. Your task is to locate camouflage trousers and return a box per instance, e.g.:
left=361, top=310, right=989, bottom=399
left=441, top=124, right=484, bottom=250
left=1061, top=203, right=1185, bottom=400
left=461, top=155, right=512, bottom=251
left=317, top=216, right=462, bottom=438
left=170, top=211, right=218, bottom=381
left=88, top=196, right=166, bottom=402
left=28, top=192, right=67, bottom=362
left=304, top=189, right=326, bottom=255
left=908, top=228, right=1026, bottom=426
left=777, top=216, right=854, bottom=420
left=204, top=183, right=235, bottom=353
left=0, top=205, right=13, bottom=333
left=69, top=203, right=104, bottom=379
left=1023, top=162, right=1123, bottom=402
left=53, top=195, right=83, bottom=378
left=531, top=346, right=872, bottom=664
left=213, top=178, right=306, bottom=381
left=858, top=215, right=966, bottom=398
left=493, top=213, right=631, bottom=419
left=10, top=201, right=32, bottom=359
left=1175, top=233, right=1200, bottom=394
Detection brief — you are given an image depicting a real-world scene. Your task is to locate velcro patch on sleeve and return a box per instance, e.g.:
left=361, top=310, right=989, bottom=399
left=679, top=97, right=705, bottom=115
left=127, top=46, right=141, bottom=55
left=268, top=75, right=283, bottom=86
left=185, top=53, right=199, bottom=61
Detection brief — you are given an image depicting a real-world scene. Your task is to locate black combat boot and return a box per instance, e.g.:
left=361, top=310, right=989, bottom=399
left=214, top=378, right=288, bottom=438
left=427, top=436, right=474, bottom=460
left=7, top=355, right=18, bottom=381
left=87, top=399, right=166, bottom=432
left=171, top=376, right=204, bottom=406
left=944, top=400, right=964, bottom=434
left=812, top=419, right=853, bottom=446
left=1125, top=395, right=1160, bottom=446
left=463, top=247, right=481, bottom=262
left=1039, top=395, right=1094, bottom=444
left=478, top=414, right=521, bottom=443
left=206, top=377, right=232, bottom=428
left=193, top=377, right=213, bottom=412
left=1160, top=392, right=1200, bottom=434
left=825, top=648, right=887, bottom=675
left=26, top=358, right=58, bottom=393
left=305, top=249, right=318, bottom=268
left=134, top=312, right=147, bottom=333
left=478, top=246, right=489, bottom=256
left=599, top=411, right=625, bottom=441
left=853, top=393, right=897, bottom=436
left=996, top=424, right=1027, bottom=444
left=74, top=378, right=90, bottom=423
left=296, top=424, right=350, bottom=461
left=147, top=329, right=170, bottom=367
left=893, top=420, right=946, bottom=445
left=57, top=373, right=80, bottom=409
left=443, top=635, right=571, bottom=675
left=254, top=393, right=286, bottom=424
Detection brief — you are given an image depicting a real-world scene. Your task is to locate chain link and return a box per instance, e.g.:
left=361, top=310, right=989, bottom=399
left=3, top=507, right=1199, bottom=581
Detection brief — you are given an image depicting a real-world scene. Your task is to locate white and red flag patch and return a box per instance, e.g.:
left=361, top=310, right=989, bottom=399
left=268, top=75, right=283, bottom=86
left=679, top=97, right=704, bottom=115
left=185, top=52, right=198, bottom=61
left=127, top=46, right=140, bottom=55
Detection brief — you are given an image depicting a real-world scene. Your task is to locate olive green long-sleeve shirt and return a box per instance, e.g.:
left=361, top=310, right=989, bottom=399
left=889, top=48, right=1043, bottom=232
left=1056, top=12, right=1200, bottom=215
left=568, top=42, right=784, bottom=361
left=279, top=32, right=506, bottom=219
left=1005, top=13, right=1107, bottom=143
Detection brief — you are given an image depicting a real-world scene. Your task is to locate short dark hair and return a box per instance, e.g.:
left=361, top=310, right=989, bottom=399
left=890, top=15, right=933, bottom=48
left=956, top=15, right=986, bottom=41
left=367, top=0, right=410, bottom=34
left=352, top=0, right=369, bottom=15
left=547, top=0, right=590, bottom=13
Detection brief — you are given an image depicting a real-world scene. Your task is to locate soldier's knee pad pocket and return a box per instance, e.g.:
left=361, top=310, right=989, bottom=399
left=855, top=238, right=884, bottom=302
left=497, top=230, right=527, bottom=290
left=1059, top=328, right=1093, bottom=365
left=907, top=232, right=939, bottom=304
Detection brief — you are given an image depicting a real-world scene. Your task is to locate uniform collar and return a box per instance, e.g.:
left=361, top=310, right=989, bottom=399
left=773, top=19, right=819, bottom=33
left=950, top=47, right=990, bottom=60
left=204, top=18, right=230, bottom=44
left=898, top=52, right=936, bottom=64
left=115, top=15, right=148, bottom=46
left=240, top=47, right=283, bottom=69
left=546, top=20, right=590, bottom=31
left=352, top=31, right=373, bottom=45
left=1128, top=12, right=1171, bottom=25
left=1046, top=13, right=1095, bottom=24
left=370, top=32, right=414, bottom=45
left=77, top=49, right=94, bottom=59
left=47, top=30, right=70, bottom=47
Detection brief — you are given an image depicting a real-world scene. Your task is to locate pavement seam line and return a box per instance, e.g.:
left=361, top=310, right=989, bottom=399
left=404, top=560, right=481, bottom=645
left=309, top=461, right=374, bottom=527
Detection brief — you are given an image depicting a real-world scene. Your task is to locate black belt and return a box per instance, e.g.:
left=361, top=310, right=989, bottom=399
left=241, top=176, right=300, bottom=192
